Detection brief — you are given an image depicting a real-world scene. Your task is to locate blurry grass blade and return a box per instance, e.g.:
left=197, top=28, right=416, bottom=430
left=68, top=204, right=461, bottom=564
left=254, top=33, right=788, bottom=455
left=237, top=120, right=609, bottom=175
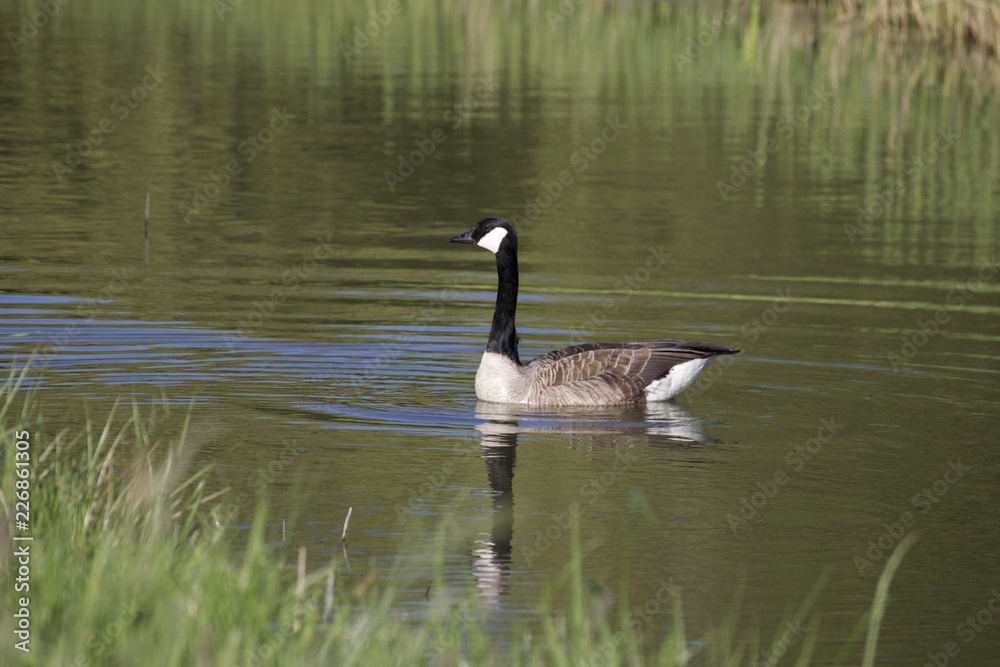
left=862, top=532, right=919, bottom=667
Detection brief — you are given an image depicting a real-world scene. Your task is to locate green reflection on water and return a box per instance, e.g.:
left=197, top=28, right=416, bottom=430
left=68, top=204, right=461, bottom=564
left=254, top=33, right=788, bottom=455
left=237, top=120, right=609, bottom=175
left=1, top=2, right=998, bottom=665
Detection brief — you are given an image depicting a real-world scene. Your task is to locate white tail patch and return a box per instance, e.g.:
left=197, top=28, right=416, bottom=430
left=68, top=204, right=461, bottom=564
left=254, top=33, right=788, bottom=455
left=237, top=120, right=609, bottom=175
left=644, top=358, right=709, bottom=401
left=477, top=227, right=509, bottom=254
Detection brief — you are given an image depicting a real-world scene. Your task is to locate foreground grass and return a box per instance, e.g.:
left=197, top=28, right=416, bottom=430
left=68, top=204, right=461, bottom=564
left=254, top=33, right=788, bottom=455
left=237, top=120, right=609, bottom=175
left=0, top=363, right=907, bottom=666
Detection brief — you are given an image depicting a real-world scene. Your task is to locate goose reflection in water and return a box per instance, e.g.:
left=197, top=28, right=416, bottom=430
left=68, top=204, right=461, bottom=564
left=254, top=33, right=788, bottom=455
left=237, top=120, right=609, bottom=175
left=468, top=401, right=708, bottom=608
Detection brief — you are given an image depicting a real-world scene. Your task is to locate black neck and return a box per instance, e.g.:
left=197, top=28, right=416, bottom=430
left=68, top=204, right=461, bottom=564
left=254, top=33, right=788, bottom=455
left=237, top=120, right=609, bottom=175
left=487, top=245, right=520, bottom=365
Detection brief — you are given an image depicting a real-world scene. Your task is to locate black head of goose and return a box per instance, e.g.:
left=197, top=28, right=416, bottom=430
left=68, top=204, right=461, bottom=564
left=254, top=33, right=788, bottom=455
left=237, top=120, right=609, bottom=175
left=448, top=217, right=739, bottom=405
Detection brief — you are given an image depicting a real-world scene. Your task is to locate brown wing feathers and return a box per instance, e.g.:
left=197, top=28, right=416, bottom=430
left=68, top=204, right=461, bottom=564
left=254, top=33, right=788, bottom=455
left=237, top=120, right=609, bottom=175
left=528, top=340, right=739, bottom=390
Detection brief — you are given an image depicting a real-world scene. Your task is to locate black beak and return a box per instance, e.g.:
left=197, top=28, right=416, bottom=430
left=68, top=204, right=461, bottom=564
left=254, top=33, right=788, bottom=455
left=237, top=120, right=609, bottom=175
left=448, top=227, right=476, bottom=244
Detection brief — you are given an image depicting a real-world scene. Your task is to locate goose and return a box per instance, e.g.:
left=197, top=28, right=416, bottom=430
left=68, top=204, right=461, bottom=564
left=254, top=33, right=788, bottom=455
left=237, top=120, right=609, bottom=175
left=448, top=217, right=739, bottom=406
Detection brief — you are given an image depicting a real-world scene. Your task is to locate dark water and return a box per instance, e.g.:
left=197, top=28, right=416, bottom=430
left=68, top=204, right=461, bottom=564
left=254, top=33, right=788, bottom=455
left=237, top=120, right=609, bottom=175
left=2, top=2, right=999, bottom=664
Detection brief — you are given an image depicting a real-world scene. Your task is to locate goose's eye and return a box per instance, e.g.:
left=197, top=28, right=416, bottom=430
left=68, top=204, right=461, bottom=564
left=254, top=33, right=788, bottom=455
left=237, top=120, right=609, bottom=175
left=483, top=223, right=492, bottom=231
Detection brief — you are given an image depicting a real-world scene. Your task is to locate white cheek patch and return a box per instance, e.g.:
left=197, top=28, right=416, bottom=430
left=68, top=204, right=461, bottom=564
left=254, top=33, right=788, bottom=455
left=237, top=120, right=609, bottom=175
left=476, top=227, right=508, bottom=254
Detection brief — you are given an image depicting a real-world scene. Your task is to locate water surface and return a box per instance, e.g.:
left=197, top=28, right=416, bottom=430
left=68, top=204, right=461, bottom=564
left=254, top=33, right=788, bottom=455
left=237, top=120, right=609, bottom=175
left=1, top=2, right=999, bottom=664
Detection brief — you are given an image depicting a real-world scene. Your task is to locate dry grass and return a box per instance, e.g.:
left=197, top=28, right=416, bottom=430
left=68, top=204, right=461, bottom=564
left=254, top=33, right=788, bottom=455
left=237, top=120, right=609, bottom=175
left=832, top=0, right=1000, bottom=54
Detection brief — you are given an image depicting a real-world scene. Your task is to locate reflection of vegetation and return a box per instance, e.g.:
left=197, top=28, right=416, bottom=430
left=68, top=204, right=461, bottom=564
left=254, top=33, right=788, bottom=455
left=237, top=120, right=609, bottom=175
left=1, top=365, right=913, bottom=666
left=833, top=0, right=1000, bottom=56
left=2, top=0, right=996, bottom=272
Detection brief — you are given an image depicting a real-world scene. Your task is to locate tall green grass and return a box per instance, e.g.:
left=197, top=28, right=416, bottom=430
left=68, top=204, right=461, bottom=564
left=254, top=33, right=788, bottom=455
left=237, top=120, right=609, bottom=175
left=0, top=361, right=912, bottom=666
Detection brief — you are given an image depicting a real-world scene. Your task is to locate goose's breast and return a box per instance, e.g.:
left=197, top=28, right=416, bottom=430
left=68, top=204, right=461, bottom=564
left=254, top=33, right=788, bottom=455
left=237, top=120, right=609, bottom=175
left=475, top=352, right=531, bottom=403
